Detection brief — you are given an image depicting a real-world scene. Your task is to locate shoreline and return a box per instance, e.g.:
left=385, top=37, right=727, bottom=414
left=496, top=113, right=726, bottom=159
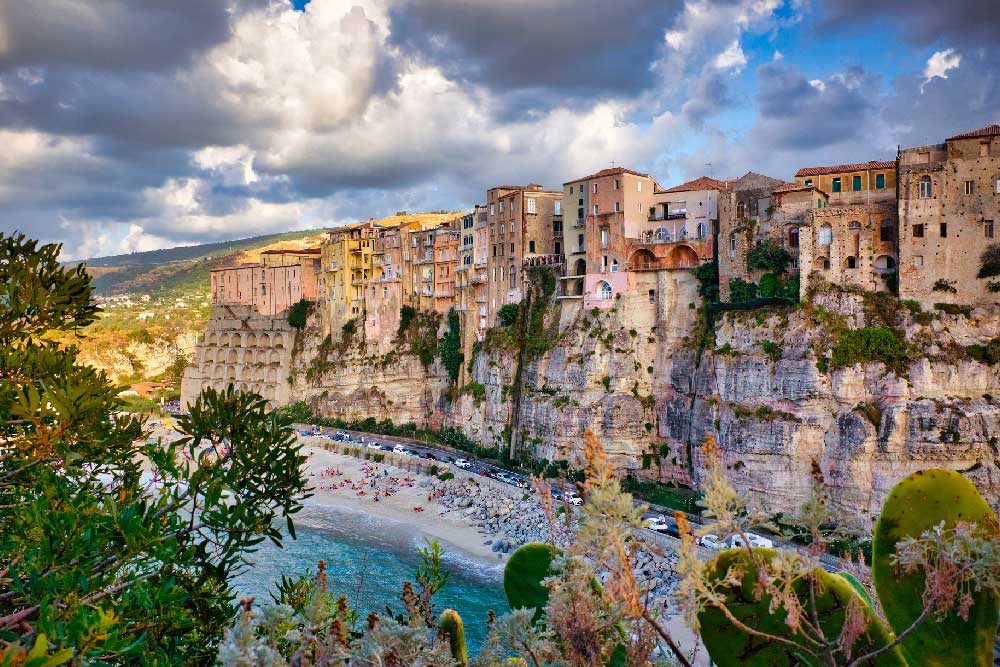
left=303, top=443, right=508, bottom=565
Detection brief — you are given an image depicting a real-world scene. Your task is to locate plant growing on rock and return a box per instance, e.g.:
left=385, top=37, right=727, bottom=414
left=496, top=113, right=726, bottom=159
left=675, top=435, right=1000, bottom=666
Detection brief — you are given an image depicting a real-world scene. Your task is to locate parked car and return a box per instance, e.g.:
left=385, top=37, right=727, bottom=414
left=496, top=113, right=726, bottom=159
left=334, top=431, right=349, bottom=441
left=453, top=458, right=473, bottom=469
left=380, top=444, right=394, bottom=452
left=366, top=441, right=381, bottom=450
left=646, top=517, right=672, bottom=533
left=419, top=451, right=437, bottom=460
left=699, top=534, right=725, bottom=550
left=566, top=492, right=583, bottom=506
left=730, top=533, right=774, bottom=549
left=440, top=455, right=456, bottom=465
left=393, top=445, right=407, bottom=455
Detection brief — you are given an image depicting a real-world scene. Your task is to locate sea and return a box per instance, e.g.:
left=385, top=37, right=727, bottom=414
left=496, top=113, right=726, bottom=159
left=234, top=501, right=509, bottom=652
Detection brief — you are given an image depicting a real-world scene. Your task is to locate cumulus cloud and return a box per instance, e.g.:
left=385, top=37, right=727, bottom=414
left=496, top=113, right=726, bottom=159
left=921, top=48, right=961, bottom=92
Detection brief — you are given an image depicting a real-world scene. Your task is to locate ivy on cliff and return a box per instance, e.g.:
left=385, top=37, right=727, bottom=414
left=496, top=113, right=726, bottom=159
left=438, top=308, right=463, bottom=382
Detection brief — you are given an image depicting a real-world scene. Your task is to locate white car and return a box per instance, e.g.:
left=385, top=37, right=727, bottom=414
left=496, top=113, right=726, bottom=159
left=393, top=445, right=407, bottom=455
left=646, top=517, right=672, bottom=533
left=730, top=533, right=774, bottom=549
left=366, top=442, right=381, bottom=450
left=699, top=534, right=726, bottom=550
left=566, top=493, right=583, bottom=506
left=453, top=458, right=473, bottom=469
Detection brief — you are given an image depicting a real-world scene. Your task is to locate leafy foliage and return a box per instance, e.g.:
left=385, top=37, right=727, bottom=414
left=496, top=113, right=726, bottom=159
left=692, top=261, right=719, bottom=303
left=0, top=233, right=308, bottom=665
left=438, top=309, right=464, bottom=382
left=496, top=303, right=520, bottom=327
left=976, top=244, right=1000, bottom=279
left=747, top=240, right=791, bottom=275
left=287, top=298, right=311, bottom=329
left=829, top=327, right=909, bottom=374
left=966, top=338, right=1000, bottom=365
left=727, top=278, right=758, bottom=303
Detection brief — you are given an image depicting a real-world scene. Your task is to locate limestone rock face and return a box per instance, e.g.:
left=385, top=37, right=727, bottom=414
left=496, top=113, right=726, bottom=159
left=193, top=281, right=1000, bottom=525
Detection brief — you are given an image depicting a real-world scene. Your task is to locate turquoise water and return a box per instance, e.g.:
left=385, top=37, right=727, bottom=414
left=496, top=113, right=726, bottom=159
left=234, top=502, right=508, bottom=652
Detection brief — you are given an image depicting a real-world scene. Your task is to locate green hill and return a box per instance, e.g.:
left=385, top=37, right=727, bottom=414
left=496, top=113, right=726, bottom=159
left=74, top=229, right=331, bottom=297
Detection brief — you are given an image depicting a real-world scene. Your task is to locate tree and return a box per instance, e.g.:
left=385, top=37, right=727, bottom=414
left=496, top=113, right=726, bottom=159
left=287, top=298, right=310, bottom=329
left=0, top=233, right=308, bottom=665
left=747, top=240, right=791, bottom=275
left=439, top=309, right=464, bottom=382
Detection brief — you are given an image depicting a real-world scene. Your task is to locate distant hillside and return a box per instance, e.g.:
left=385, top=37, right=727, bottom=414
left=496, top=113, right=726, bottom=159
left=77, top=229, right=331, bottom=296
left=76, top=212, right=462, bottom=297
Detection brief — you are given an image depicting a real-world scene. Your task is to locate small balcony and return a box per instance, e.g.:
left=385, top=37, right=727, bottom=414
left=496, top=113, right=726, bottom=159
left=434, top=290, right=455, bottom=298
left=573, top=218, right=586, bottom=228
left=476, top=295, right=488, bottom=304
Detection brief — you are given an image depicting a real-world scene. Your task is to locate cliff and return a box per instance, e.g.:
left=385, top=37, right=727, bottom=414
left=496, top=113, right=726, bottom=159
left=186, top=274, right=1000, bottom=526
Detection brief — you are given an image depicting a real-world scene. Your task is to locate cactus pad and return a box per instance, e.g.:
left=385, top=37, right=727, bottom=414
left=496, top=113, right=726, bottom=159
left=503, top=543, right=560, bottom=617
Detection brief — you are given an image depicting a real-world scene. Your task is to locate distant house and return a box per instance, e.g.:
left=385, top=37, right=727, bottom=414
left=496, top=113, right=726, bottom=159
left=137, top=312, right=155, bottom=321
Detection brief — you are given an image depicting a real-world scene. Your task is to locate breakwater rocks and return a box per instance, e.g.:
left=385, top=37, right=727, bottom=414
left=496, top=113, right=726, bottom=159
left=430, top=476, right=679, bottom=611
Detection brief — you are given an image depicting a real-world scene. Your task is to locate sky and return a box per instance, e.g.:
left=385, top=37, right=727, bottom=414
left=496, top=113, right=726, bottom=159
left=0, top=0, right=997, bottom=260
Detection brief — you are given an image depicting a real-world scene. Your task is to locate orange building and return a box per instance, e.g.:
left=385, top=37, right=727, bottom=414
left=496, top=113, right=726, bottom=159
left=210, top=248, right=321, bottom=317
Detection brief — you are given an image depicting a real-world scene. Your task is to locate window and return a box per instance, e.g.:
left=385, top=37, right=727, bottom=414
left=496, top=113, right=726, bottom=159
left=611, top=259, right=619, bottom=273
left=981, top=142, right=990, bottom=157
left=600, top=228, right=609, bottom=249
left=510, top=242, right=514, bottom=254
left=940, top=223, right=948, bottom=238
left=499, top=201, right=504, bottom=213
left=554, top=201, right=561, bottom=215
left=736, top=202, right=746, bottom=219
left=526, top=198, right=536, bottom=214
left=832, top=178, right=842, bottom=193
left=875, top=173, right=886, bottom=190
left=729, top=233, right=736, bottom=258
left=510, top=266, right=516, bottom=288
left=914, top=255, right=924, bottom=266
left=817, top=198, right=825, bottom=209
left=697, top=222, right=707, bottom=239
left=920, top=175, right=933, bottom=198
left=569, top=186, right=574, bottom=194
left=852, top=175, right=862, bottom=191
left=578, top=233, right=584, bottom=247
left=821, top=258, right=830, bottom=270
left=555, top=241, right=561, bottom=254
left=599, top=281, right=613, bottom=300
left=846, top=256, right=857, bottom=269
left=593, top=204, right=599, bottom=215
left=965, top=180, right=975, bottom=195
left=996, top=179, right=1000, bottom=194
left=818, top=224, right=833, bottom=245
left=848, top=221, right=861, bottom=231
left=489, top=204, right=495, bottom=215
left=614, top=178, right=620, bottom=190
left=880, top=220, right=895, bottom=242
left=874, top=256, right=896, bottom=270
left=614, top=201, right=621, bottom=212
left=789, top=227, right=799, bottom=248
left=805, top=179, right=813, bottom=187
left=601, top=256, right=608, bottom=273
left=913, top=224, right=924, bottom=238
left=648, top=289, right=655, bottom=303
left=637, top=181, right=642, bottom=192
left=593, top=183, right=598, bottom=194
left=529, top=240, right=535, bottom=254
left=791, top=258, right=799, bottom=269
left=987, top=221, right=995, bottom=238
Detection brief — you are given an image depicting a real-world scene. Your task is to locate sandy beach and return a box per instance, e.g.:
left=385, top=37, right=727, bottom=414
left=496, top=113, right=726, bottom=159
left=302, top=441, right=505, bottom=562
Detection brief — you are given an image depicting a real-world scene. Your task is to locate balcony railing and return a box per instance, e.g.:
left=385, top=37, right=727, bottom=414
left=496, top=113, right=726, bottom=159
left=648, top=210, right=687, bottom=221
left=573, top=218, right=586, bottom=228
left=476, top=295, right=488, bottom=303
left=523, top=254, right=564, bottom=268
left=434, top=290, right=455, bottom=298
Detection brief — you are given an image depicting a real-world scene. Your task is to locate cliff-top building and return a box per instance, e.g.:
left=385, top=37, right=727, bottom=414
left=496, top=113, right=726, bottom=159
left=209, top=248, right=321, bottom=317
left=897, top=124, right=1000, bottom=308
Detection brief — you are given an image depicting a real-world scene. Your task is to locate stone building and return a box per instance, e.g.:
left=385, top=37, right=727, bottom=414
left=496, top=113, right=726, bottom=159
left=320, top=221, right=380, bottom=332
left=793, top=160, right=896, bottom=207
left=485, top=184, right=564, bottom=324
left=209, top=248, right=321, bottom=318
left=454, top=205, right=489, bottom=383
left=717, top=172, right=785, bottom=301
left=897, top=124, right=1000, bottom=307
left=631, top=176, right=721, bottom=270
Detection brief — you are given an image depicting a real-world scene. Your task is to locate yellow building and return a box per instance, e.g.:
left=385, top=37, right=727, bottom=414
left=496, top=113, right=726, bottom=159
left=320, top=221, right=380, bottom=331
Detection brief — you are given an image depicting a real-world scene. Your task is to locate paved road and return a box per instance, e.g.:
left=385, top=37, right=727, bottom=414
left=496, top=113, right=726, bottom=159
left=296, top=424, right=847, bottom=571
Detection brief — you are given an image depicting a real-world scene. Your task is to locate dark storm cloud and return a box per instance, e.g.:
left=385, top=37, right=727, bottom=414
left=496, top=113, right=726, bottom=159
left=751, top=62, right=877, bottom=150
left=821, top=0, right=1000, bottom=48
left=0, top=0, right=250, bottom=73
left=388, top=0, right=681, bottom=98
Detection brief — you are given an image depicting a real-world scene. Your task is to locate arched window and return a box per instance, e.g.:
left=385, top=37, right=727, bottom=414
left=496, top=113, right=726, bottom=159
left=845, top=256, right=857, bottom=269
left=919, top=175, right=933, bottom=199
left=611, top=259, right=619, bottom=273
left=874, top=255, right=897, bottom=270
left=788, top=227, right=799, bottom=248
left=848, top=221, right=861, bottom=232
left=574, top=258, right=586, bottom=277
left=880, top=219, right=895, bottom=242
left=599, top=281, right=613, bottom=300
left=818, top=224, right=833, bottom=245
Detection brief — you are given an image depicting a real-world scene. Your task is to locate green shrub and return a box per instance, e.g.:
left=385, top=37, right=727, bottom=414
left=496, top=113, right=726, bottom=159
left=438, top=309, right=464, bottom=382
left=747, top=240, right=791, bottom=274
left=728, top=278, right=758, bottom=303
left=932, top=278, right=958, bottom=293
left=966, top=338, right=1000, bottom=365
left=274, top=400, right=313, bottom=424
left=497, top=303, right=520, bottom=327
left=830, top=327, right=909, bottom=374
left=397, top=305, right=416, bottom=338
left=692, top=261, right=720, bottom=302
left=287, top=298, right=310, bottom=329
left=934, top=302, right=973, bottom=317
left=437, top=472, right=454, bottom=482
left=977, top=244, right=1000, bottom=279
left=761, top=340, right=782, bottom=362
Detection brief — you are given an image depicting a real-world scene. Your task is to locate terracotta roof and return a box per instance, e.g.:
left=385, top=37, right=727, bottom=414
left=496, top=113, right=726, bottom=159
left=658, top=176, right=728, bottom=194
left=773, top=182, right=830, bottom=196
left=564, top=167, right=650, bottom=185
left=795, top=161, right=895, bottom=177
left=947, top=124, right=1000, bottom=141
left=260, top=247, right=321, bottom=255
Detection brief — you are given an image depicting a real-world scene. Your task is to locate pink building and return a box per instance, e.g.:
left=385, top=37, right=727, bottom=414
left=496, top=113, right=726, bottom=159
left=210, top=248, right=321, bottom=317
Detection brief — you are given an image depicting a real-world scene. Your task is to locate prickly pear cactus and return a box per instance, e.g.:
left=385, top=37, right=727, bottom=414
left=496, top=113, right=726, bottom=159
left=698, top=548, right=906, bottom=667
left=873, top=469, right=1000, bottom=667
left=503, top=543, right=560, bottom=617
left=438, top=609, right=468, bottom=667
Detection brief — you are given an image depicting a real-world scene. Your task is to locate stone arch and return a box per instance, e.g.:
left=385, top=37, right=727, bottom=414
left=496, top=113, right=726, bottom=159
left=213, top=364, right=224, bottom=380
left=207, top=332, right=218, bottom=346
left=597, top=280, right=613, bottom=300
left=847, top=220, right=861, bottom=232
left=273, top=335, right=285, bottom=350
left=269, top=351, right=282, bottom=365
left=219, top=333, right=230, bottom=347
left=238, top=382, right=250, bottom=394
left=245, top=332, right=257, bottom=348
left=844, top=256, right=858, bottom=270
left=664, top=244, right=699, bottom=269
left=227, top=349, right=238, bottom=364
left=226, top=366, right=237, bottom=381
left=266, top=367, right=278, bottom=383
left=201, top=348, right=214, bottom=363
left=629, top=249, right=657, bottom=270
left=874, top=255, right=897, bottom=272
left=573, top=258, right=586, bottom=277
